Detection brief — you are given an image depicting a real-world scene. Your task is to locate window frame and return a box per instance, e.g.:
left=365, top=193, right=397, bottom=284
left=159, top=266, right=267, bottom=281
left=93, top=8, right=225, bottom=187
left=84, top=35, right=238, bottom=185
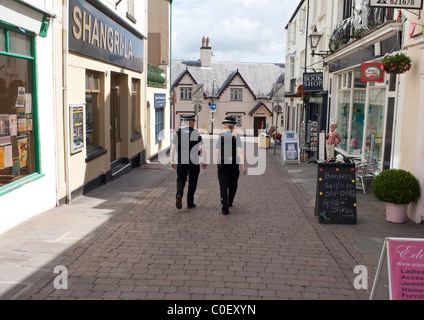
left=229, top=114, right=242, bottom=127
left=0, top=22, right=43, bottom=196
left=85, top=70, right=102, bottom=159
left=230, top=88, right=243, bottom=101
left=131, top=78, right=141, bottom=141
left=180, top=87, right=192, bottom=101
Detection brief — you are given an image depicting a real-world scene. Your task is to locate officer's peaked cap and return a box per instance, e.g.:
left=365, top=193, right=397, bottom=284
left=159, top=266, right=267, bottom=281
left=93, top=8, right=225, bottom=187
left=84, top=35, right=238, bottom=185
left=222, top=116, right=237, bottom=124
left=181, top=113, right=196, bottom=121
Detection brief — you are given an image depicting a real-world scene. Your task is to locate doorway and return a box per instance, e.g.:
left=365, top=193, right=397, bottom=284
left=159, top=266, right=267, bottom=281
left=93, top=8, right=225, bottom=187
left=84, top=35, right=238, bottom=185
left=110, top=73, right=120, bottom=162
left=253, top=117, right=266, bottom=137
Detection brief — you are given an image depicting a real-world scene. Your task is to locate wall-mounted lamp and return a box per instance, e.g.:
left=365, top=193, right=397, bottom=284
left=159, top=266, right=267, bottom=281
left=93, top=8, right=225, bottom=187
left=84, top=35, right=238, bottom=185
left=309, top=27, right=332, bottom=57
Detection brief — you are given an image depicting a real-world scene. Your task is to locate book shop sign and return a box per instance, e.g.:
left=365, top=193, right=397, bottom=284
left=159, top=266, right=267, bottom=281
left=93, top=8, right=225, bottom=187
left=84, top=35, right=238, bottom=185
left=303, top=72, right=323, bottom=93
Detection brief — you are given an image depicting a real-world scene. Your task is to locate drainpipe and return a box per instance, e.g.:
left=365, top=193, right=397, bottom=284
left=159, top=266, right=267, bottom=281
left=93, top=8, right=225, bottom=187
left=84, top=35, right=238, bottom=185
left=169, top=0, right=173, bottom=132
left=63, top=0, right=71, bottom=204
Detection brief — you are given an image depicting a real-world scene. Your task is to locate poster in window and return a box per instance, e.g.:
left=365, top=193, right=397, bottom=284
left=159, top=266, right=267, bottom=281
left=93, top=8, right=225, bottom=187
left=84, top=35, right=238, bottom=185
left=9, top=115, right=17, bottom=136
left=17, top=107, right=26, bottom=136
left=0, top=147, right=3, bottom=169
left=0, top=145, right=12, bottom=169
left=71, top=104, right=85, bottom=154
left=13, top=157, right=20, bottom=175
left=25, top=94, right=32, bottom=113
left=18, top=138, right=27, bottom=168
left=0, top=114, right=11, bottom=146
left=16, top=87, right=25, bottom=104
left=3, top=145, right=12, bottom=168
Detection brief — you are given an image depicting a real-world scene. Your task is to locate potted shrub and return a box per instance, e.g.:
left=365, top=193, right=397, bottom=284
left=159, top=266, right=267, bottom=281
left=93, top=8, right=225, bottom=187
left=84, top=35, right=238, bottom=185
left=372, top=169, right=421, bottom=223
left=382, top=53, right=412, bottom=74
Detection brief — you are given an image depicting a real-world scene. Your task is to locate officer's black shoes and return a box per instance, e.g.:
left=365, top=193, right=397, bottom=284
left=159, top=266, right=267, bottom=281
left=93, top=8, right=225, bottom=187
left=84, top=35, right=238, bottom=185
left=176, top=195, right=182, bottom=209
left=188, top=203, right=196, bottom=209
left=228, top=202, right=233, bottom=207
left=222, top=208, right=229, bottom=215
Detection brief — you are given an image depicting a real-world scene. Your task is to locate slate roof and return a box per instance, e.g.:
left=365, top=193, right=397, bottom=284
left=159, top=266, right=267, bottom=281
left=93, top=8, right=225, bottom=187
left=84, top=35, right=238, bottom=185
left=171, top=60, right=285, bottom=100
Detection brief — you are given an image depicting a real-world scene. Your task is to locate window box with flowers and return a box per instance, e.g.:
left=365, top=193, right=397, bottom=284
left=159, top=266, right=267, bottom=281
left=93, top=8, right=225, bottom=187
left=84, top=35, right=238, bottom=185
left=382, top=53, right=412, bottom=75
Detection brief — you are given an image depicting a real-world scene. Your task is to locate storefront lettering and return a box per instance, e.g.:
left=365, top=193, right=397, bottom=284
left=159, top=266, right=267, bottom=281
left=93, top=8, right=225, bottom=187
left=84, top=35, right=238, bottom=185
left=72, top=6, right=133, bottom=60
left=303, top=72, right=323, bottom=93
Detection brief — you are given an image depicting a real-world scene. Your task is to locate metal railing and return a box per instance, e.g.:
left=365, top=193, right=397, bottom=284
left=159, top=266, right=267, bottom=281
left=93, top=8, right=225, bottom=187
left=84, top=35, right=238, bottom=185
left=329, top=6, right=394, bottom=52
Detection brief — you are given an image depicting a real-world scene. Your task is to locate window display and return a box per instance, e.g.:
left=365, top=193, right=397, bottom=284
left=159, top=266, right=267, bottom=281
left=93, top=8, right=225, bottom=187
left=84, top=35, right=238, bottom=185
left=335, top=67, right=387, bottom=174
left=336, top=91, right=350, bottom=151
left=365, top=88, right=386, bottom=173
left=0, top=27, right=36, bottom=187
left=85, top=71, right=100, bottom=155
left=350, top=90, right=365, bottom=156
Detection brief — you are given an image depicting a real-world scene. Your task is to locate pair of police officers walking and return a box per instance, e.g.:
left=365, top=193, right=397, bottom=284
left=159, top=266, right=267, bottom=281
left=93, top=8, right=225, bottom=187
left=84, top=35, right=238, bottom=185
left=170, top=114, right=246, bottom=215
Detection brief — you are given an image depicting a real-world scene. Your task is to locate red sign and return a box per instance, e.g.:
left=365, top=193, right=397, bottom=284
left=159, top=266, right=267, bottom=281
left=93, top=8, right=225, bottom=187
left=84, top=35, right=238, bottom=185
left=361, top=63, right=384, bottom=82
left=388, top=239, right=424, bottom=300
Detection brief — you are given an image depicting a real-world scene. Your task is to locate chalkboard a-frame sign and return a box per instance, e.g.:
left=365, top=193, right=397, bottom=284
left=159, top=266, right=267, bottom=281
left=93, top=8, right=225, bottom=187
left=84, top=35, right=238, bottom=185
left=315, top=162, right=357, bottom=224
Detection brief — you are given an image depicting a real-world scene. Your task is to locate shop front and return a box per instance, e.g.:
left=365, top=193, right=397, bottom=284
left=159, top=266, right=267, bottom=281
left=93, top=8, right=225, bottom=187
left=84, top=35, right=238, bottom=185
left=0, top=0, right=56, bottom=235
left=326, top=22, right=401, bottom=174
left=65, top=0, right=147, bottom=200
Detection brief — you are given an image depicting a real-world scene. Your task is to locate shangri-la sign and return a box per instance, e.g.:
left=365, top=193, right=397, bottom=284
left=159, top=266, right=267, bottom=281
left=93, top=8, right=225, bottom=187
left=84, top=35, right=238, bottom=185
left=69, top=0, right=144, bottom=72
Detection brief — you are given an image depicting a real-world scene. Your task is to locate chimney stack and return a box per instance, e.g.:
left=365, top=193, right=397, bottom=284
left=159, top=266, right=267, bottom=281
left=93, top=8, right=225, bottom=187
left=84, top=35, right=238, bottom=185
left=200, top=36, right=212, bottom=68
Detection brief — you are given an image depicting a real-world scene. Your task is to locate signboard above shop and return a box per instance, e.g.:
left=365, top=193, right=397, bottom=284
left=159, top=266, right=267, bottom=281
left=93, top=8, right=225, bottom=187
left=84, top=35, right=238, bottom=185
left=369, top=0, right=423, bottom=10
left=361, top=63, right=385, bottom=82
left=303, top=72, right=323, bottom=93
left=69, top=0, right=145, bottom=72
left=154, top=93, right=166, bottom=109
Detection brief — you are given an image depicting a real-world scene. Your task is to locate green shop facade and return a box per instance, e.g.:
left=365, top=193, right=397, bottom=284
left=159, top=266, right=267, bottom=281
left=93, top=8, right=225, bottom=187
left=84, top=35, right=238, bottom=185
left=0, top=0, right=57, bottom=235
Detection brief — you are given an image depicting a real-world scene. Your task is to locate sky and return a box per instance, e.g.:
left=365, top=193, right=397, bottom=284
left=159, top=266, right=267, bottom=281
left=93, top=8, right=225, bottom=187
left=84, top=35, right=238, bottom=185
left=171, top=0, right=300, bottom=64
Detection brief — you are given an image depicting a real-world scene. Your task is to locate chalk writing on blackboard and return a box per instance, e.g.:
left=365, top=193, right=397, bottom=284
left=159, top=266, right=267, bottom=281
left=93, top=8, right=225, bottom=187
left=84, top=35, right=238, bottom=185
left=315, top=162, right=357, bottom=224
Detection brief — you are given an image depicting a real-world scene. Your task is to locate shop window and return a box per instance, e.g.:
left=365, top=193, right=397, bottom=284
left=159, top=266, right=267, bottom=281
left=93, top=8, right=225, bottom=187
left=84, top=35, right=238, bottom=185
left=350, top=90, right=365, bottom=156
left=0, top=26, right=38, bottom=189
left=155, top=108, right=164, bottom=143
left=85, top=71, right=101, bottom=156
left=0, top=29, right=4, bottom=52
left=354, top=70, right=366, bottom=88
left=131, top=78, right=140, bottom=139
left=364, top=88, right=386, bottom=173
left=336, top=91, right=351, bottom=151
left=9, top=32, right=31, bottom=57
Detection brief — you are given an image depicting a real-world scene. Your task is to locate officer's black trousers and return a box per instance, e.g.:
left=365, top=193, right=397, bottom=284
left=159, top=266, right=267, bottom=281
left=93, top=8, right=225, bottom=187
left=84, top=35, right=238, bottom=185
left=217, top=164, right=240, bottom=211
left=176, top=164, right=200, bottom=206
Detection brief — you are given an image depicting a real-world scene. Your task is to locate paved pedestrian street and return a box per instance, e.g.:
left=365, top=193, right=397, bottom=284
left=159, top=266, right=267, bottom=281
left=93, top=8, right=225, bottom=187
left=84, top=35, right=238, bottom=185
left=1, top=140, right=424, bottom=302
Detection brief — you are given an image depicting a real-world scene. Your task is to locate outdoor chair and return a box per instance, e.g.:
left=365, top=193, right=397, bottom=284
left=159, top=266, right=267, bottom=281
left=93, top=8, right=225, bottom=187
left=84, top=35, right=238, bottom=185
left=354, top=160, right=377, bottom=194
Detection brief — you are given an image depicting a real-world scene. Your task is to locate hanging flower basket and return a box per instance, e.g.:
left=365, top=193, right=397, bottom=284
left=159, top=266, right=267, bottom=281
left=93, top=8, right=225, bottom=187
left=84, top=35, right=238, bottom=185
left=382, top=53, right=412, bottom=74
left=296, top=85, right=315, bottom=99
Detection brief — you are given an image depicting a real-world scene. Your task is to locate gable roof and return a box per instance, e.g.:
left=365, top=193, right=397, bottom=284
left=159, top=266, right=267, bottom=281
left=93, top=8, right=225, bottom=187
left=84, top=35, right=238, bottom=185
left=171, top=60, right=285, bottom=100
left=249, top=102, right=273, bottom=116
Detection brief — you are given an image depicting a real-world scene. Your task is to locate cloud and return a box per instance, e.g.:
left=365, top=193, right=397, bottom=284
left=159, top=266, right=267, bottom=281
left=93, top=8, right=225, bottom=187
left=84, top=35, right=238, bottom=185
left=172, top=0, right=299, bottom=63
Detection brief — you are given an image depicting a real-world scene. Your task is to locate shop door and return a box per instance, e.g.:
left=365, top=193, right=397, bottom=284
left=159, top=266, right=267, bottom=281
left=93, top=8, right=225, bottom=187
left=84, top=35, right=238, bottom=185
left=254, top=117, right=266, bottom=137
left=110, top=74, right=120, bottom=162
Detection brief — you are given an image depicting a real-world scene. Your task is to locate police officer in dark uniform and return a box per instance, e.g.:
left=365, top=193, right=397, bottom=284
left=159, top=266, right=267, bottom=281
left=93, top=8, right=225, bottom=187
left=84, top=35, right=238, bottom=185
left=216, top=116, right=246, bottom=215
left=170, top=114, right=207, bottom=209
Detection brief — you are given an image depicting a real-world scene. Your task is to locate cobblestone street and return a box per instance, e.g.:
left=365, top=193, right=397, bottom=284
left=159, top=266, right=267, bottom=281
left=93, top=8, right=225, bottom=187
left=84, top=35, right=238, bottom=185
left=1, top=141, right=424, bottom=300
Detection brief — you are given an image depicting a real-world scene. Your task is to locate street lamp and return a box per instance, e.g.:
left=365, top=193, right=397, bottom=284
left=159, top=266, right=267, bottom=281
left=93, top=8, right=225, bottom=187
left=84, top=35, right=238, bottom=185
left=309, top=27, right=331, bottom=57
